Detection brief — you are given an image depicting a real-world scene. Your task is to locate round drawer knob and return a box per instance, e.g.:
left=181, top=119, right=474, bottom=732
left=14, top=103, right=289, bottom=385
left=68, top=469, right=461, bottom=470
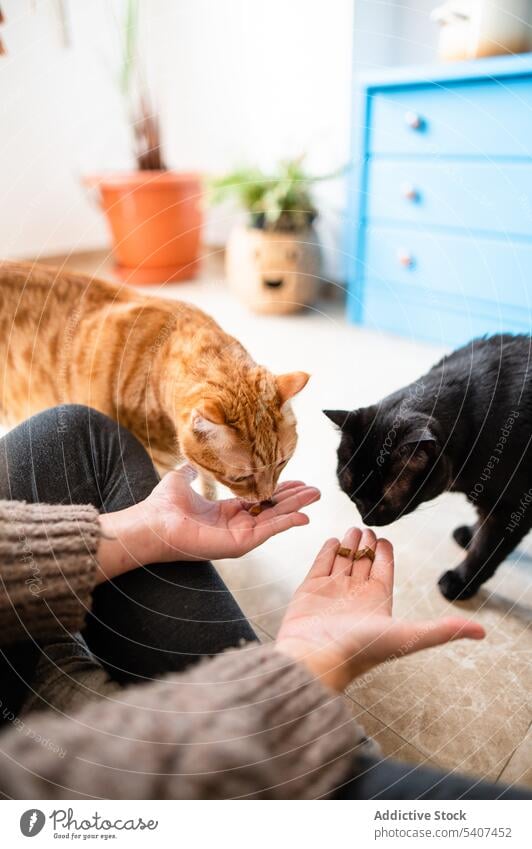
left=397, top=249, right=414, bottom=268
left=401, top=182, right=419, bottom=201
left=405, top=110, right=423, bottom=130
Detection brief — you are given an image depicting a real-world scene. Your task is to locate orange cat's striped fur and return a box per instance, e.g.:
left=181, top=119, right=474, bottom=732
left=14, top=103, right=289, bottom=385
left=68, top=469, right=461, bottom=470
left=0, top=261, right=309, bottom=501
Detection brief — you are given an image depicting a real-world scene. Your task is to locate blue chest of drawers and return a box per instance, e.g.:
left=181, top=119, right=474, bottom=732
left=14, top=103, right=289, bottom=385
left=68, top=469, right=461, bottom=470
left=346, top=54, right=532, bottom=346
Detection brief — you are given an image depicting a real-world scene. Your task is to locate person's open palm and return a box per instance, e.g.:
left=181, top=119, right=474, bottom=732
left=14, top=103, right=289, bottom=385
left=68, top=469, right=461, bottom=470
left=145, top=466, right=321, bottom=561
left=277, top=527, right=485, bottom=691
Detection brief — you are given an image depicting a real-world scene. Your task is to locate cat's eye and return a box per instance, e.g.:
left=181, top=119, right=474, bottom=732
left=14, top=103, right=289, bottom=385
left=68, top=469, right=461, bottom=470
left=230, top=474, right=253, bottom=484
left=277, top=458, right=287, bottom=468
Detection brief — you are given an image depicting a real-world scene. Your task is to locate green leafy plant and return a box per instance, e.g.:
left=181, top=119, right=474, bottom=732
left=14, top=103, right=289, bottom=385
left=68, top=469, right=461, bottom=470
left=210, top=157, right=336, bottom=232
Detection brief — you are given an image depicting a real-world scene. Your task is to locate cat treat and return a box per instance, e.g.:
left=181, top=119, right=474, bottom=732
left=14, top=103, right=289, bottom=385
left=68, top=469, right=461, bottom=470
left=248, top=499, right=276, bottom=516
left=337, top=545, right=375, bottom=562
left=352, top=546, right=375, bottom=563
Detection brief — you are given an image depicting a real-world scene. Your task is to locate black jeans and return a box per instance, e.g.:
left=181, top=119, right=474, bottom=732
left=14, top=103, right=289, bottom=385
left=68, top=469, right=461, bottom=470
left=334, top=755, right=529, bottom=800
left=0, top=404, right=256, bottom=718
left=0, top=406, right=528, bottom=800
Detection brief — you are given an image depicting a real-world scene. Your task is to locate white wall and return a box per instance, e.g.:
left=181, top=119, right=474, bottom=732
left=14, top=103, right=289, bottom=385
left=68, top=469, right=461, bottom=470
left=0, top=0, right=133, bottom=259
left=352, top=0, right=437, bottom=72
left=0, top=0, right=438, bottom=274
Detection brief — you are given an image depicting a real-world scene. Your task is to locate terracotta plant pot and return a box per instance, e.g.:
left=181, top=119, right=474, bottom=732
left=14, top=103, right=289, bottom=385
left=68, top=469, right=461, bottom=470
left=88, top=171, right=203, bottom=284
left=225, top=225, right=321, bottom=314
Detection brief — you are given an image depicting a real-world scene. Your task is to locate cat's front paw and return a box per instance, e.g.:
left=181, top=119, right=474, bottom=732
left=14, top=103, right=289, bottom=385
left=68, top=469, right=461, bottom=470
left=452, top=524, right=474, bottom=550
left=438, top=569, right=479, bottom=601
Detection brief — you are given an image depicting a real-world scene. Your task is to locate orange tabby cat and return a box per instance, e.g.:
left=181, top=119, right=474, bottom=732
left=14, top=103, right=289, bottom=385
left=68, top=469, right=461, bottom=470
left=0, top=261, right=309, bottom=501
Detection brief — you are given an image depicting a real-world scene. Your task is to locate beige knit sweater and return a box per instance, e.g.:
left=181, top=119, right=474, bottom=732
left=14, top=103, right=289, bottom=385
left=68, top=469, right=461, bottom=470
left=0, top=500, right=374, bottom=799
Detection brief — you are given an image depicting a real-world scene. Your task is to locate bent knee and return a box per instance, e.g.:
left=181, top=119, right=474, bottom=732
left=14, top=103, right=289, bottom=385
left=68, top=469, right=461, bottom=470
left=52, top=404, right=115, bottom=434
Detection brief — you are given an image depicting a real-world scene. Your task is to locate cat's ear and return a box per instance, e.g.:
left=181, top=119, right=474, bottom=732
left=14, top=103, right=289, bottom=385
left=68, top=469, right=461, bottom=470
left=276, top=371, right=310, bottom=405
left=323, top=409, right=352, bottom=430
left=397, top=421, right=439, bottom=465
left=191, top=400, right=226, bottom=436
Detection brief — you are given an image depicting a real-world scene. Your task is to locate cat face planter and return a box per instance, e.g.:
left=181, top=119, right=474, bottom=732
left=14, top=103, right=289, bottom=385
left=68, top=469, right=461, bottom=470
left=225, top=226, right=320, bottom=315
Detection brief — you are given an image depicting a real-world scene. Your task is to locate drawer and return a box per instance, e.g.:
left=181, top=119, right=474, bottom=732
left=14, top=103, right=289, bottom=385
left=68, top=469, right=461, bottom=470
left=370, top=77, right=532, bottom=157
left=365, top=226, right=532, bottom=309
left=350, top=278, right=532, bottom=348
left=367, top=159, right=532, bottom=238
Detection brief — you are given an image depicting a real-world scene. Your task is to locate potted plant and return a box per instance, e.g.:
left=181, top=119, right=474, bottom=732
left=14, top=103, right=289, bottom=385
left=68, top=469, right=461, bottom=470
left=210, top=157, right=325, bottom=314
left=88, top=0, right=203, bottom=284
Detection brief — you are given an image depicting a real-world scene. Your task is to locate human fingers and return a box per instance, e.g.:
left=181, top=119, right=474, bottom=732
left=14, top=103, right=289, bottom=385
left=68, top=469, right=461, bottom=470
left=263, top=486, right=321, bottom=516
left=305, top=537, right=340, bottom=579
left=350, top=528, right=377, bottom=582
left=251, top=510, right=310, bottom=547
left=332, top=527, right=363, bottom=575
left=402, top=616, right=486, bottom=657
left=369, top=537, right=395, bottom=590
left=237, top=484, right=316, bottom=515
left=273, top=480, right=308, bottom=495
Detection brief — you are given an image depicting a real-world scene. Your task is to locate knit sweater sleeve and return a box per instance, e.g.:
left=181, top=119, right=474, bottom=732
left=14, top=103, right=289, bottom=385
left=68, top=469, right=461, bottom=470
left=0, top=500, right=101, bottom=646
left=0, top=644, right=377, bottom=800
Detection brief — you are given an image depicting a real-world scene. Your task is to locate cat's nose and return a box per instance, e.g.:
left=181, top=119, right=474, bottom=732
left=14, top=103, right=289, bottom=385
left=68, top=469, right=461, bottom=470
left=256, top=484, right=275, bottom=501
left=364, top=505, right=389, bottom=526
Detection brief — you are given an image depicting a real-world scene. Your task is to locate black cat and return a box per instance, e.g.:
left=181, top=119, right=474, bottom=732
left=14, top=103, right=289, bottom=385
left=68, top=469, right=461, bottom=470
left=325, top=334, right=532, bottom=600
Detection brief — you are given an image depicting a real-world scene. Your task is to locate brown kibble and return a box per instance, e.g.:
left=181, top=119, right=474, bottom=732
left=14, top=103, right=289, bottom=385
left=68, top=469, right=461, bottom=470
left=353, top=546, right=375, bottom=563
left=336, top=545, right=375, bottom=563
left=248, top=498, right=276, bottom=516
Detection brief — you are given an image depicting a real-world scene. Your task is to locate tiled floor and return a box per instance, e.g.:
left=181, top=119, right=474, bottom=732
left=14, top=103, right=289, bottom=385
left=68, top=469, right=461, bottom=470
left=43, top=250, right=532, bottom=790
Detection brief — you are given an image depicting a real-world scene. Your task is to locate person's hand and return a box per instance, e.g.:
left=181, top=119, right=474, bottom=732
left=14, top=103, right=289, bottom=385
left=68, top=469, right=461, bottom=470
left=276, top=527, right=485, bottom=692
left=97, top=467, right=320, bottom=582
